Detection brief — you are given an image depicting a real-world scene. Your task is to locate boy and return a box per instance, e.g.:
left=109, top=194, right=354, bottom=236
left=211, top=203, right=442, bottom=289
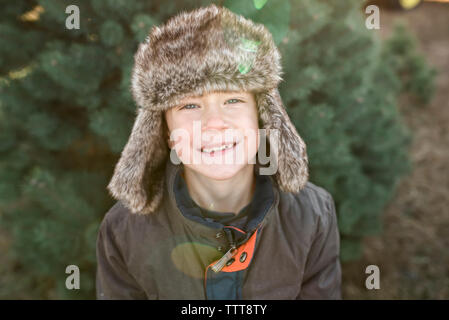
left=96, top=4, right=342, bottom=299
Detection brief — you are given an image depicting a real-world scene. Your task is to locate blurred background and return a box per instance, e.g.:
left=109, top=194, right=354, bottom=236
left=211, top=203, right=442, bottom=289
left=0, top=0, right=446, bottom=299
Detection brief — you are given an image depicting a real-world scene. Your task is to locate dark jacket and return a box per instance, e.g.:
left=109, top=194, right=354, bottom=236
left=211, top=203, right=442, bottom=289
left=96, top=160, right=342, bottom=299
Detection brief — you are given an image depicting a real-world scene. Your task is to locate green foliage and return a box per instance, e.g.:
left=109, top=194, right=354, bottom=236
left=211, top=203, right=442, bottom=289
left=131, top=14, right=158, bottom=42
left=381, top=22, right=437, bottom=105
left=99, top=20, right=125, bottom=47
left=275, top=0, right=434, bottom=261
left=224, top=0, right=290, bottom=44
left=0, top=0, right=435, bottom=298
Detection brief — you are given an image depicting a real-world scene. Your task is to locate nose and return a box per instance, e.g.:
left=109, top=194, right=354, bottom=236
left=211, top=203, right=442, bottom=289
left=202, top=105, right=228, bottom=130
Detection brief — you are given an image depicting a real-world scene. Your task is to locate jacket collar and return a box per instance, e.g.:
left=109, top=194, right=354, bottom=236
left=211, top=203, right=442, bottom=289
left=163, top=159, right=280, bottom=239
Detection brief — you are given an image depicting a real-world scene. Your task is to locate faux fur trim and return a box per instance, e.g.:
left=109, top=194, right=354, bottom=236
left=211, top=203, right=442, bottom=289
left=256, top=88, right=309, bottom=192
left=131, top=4, right=282, bottom=111
left=107, top=109, right=168, bottom=215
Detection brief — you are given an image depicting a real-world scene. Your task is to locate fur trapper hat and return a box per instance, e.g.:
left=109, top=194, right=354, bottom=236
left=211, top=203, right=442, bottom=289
left=107, top=4, right=309, bottom=215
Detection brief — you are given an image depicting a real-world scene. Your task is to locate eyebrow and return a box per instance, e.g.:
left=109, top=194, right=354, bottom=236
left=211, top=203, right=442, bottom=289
left=194, top=90, right=246, bottom=98
left=179, top=92, right=248, bottom=103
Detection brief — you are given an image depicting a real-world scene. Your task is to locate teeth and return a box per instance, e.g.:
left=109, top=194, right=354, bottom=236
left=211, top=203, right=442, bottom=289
left=202, top=143, right=234, bottom=153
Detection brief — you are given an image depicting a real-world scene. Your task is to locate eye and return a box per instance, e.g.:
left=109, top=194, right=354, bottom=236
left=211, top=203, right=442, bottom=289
left=180, top=104, right=199, bottom=110
left=225, top=98, right=243, bottom=104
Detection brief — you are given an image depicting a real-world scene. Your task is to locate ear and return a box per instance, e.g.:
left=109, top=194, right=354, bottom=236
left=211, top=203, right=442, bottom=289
left=107, top=108, right=169, bottom=214
left=256, top=88, right=309, bottom=192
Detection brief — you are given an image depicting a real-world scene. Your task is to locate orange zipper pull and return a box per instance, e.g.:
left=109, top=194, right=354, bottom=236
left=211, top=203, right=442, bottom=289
left=211, top=245, right=237, bottom=273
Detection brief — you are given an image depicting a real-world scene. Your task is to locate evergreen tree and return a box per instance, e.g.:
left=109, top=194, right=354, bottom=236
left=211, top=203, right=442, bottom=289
left=0, top=0, right=435, bottom=298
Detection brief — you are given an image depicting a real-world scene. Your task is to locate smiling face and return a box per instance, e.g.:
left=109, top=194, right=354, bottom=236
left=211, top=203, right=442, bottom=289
left=164, top=90, right=260, bottom=180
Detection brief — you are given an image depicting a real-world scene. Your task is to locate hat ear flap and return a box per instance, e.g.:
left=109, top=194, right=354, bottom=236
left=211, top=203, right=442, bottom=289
left=107, top=108, right=168, bottom=214
left=257, top=88, right=309, bottom=192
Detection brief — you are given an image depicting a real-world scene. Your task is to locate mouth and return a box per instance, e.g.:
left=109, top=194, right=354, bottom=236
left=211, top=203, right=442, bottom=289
left=200, top=141, right=238, bottom=156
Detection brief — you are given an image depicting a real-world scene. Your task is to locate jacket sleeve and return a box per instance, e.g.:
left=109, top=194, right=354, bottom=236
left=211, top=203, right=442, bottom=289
left=297, top=192, right=342, bottom=300
left=96, top=217, right=148, bottom=300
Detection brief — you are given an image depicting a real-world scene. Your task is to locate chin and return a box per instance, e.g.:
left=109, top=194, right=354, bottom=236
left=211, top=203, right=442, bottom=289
left=186, top=162, right=248, bottom=181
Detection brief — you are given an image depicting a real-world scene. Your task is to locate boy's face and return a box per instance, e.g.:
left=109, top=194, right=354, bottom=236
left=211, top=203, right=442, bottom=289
left=165, top=90, right=260, bottom=180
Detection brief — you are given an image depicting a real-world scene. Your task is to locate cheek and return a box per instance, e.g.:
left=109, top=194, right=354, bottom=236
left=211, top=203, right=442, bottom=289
left=238, top=116, right=259, bottom=156
left=179, top=129, right=194, bottom=152
left=246, top=128, right=260, bottom=157
left=168, top=124, right=192, bottom=155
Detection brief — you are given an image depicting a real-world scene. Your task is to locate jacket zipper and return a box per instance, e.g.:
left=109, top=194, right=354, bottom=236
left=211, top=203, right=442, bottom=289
left=210, top=223, right=262, bottom=273
left=211, top=227, right=238, bottom=272
left=205, top=225, right=262, bottom=298
left=211, top=225, right=246, bottom=273
left=211, top=243, right=237, bottom=273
